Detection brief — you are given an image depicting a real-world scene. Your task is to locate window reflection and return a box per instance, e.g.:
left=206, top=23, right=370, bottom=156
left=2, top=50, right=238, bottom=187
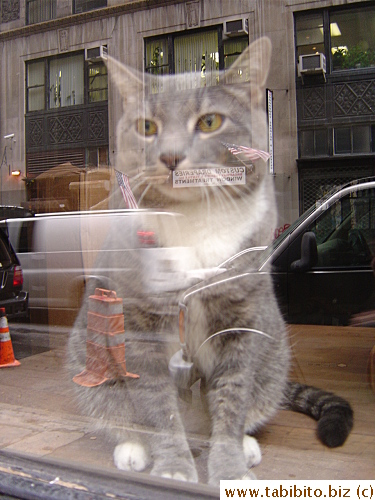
left=331, top=9, right=375, bottom=70
left=49, top=54, right=84, bottom=108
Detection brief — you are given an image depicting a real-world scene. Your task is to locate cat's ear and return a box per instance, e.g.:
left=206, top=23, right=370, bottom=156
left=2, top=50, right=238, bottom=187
left=224, top=37, right=272, bottom=102
left=104, top=55, right=145, bottom=104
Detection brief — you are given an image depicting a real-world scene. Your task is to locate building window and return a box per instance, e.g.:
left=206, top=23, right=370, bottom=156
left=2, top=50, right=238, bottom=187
left=145, top=28, right=248, bottom=91
left=26, top=54, right=108, bottom=112
left=27, top=60, right=45, bottom=112
left=86, top=146, right=109, bottom=167
left=49, top=54, right=84, bottom=108
left=331, top=8, right=375, bottom=71
left=295, top=6, right=375, bottom=73
left=174, top=31, right=219, bottom=88
left=145, top=38, right=170, bottom=76
left=26, top=0, right=56, bottom=25
left=73, top=0, right=107, bottom=14
left=300, top=129, right=329, bottom=157
left=295, top=13, right=324, bottom=58
left=223, top=37, right=249, bottom=70
left=334, top=126, right=371, bottom=155
left=88, top=62, right=108, bottom=103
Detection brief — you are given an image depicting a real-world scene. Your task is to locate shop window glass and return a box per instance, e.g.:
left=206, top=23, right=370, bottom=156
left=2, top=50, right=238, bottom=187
left=331, top=8, right=375, bottom=70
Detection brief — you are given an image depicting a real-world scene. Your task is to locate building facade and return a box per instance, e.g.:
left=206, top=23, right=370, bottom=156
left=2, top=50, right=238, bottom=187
left=0, top=0, right=374, bottom=232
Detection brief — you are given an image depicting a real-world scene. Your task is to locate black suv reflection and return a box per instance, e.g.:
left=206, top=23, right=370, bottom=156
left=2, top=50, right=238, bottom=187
left=253, top=178, right=375, bottom=325
left=0, top=227, right=28, bottom=319
left=179, top=178, right=375, bottom=327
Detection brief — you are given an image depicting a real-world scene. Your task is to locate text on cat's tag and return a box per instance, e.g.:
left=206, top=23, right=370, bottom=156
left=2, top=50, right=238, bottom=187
left=173, top=168, right=246, bottom=188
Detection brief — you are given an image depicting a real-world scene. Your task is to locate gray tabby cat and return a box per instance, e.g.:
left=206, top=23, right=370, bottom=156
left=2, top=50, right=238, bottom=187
left=68, top=37, right=353, bottom=485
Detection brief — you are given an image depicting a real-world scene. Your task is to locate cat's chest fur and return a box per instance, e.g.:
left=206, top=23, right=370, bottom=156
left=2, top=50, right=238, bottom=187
left=160, top=178, right=274, bottom=268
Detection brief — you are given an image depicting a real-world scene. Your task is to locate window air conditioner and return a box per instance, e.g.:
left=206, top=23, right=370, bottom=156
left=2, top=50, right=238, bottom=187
left=85, top=45, right=108, bottom=62
left=298, top=53, right=326, bottom=77
left=224, top=18, right=249, bottom=38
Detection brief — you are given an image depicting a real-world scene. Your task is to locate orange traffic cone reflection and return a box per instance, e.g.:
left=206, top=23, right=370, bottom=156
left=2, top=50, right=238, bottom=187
left=73, top=288, right=139, bottom=387
left=0, top=307, right=20, bottom=368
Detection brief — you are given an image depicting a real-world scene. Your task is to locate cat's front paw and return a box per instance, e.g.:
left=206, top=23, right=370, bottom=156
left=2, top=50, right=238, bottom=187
left=208, top=441, right=249, bottom=486
left=243, top=435, right=262, bottom=468
left=151, top=458, right=198, bottom=483
left=114, top=442, right=150, bottom=472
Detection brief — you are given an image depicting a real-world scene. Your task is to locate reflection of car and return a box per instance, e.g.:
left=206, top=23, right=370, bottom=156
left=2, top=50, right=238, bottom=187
left=176, top=177, right=375, bottom=356
left=170, top=178, right=375, bottom=395
left=267, top=178, right=375, bottom=325
left=4, top=210, right=195, bottom=324
left=0, top=205, right=33, bottom=220
left=207, top=178, right=375, bottom=326
left=0, top=227, right=28, bottom=319
left=5, top=179, right=375, bottom=327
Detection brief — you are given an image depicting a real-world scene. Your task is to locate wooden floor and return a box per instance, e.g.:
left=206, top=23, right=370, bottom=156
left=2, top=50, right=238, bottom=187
left=0, top=322, right=373, bottom=487
left=255, top=324, right=375, bottom=480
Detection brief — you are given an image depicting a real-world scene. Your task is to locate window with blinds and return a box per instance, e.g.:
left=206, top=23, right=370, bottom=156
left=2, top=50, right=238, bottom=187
left=145, top=27, right=248, bottom=92
left=49, top=54, right=84, bottom=108
left=174, top=31, right=219, bottom=89
left=73, top=0, right=107, bottom=14
left=27, top=54, right=107, bottom=112
left=26, top=0, right=56, bottom=25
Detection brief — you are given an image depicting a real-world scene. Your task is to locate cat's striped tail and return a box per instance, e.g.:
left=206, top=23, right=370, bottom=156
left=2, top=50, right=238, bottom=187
left=283, top=381, right=353, bottom=448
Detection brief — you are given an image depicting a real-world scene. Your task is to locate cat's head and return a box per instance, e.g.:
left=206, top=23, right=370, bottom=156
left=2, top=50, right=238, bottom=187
left=106, top=37, right=272, bottom=207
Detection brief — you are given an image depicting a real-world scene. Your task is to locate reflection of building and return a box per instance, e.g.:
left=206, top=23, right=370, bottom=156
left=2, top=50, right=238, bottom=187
left=0, top=1, right=374, bottom=227
left=25, top=51, right=108, bottom=174
left=295, top=5, right=375, bottom=213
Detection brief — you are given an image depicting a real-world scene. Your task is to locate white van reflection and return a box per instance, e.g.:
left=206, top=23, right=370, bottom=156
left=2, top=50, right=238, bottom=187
left=5, top=210, right=207, bottom=325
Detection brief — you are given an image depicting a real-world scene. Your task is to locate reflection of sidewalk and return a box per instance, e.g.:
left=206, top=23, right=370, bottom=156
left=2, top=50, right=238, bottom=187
left=0, top=327, right=114, bottom=467
left=0, top=322, right=374, bottom=490
left=0, top=402, right=102, bottom=461
left=0, top=324, right=213, bottom=486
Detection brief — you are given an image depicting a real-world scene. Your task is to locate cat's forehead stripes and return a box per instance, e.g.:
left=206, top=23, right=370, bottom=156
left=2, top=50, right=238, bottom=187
left=148, top=96, right=200, bottom=116
left=145, top=84, right=250, bottom=126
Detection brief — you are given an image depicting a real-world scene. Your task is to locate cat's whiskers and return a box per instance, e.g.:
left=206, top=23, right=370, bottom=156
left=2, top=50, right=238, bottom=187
left=201, top=185, right=212, bottom=217
left=202, top=168, right=250, bottom=215
left=137, top=182, right=152, bottom=206
left=215, top=185, right=242, bottom=214
left=131, top=172, right=144, bottom=182
left=131, top=179, right=149, bottom=199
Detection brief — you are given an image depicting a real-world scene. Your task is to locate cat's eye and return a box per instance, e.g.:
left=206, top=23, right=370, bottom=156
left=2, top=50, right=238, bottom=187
left=196, top=113, right=223, bottom=134
left=136, top=118, right=158, bottom=137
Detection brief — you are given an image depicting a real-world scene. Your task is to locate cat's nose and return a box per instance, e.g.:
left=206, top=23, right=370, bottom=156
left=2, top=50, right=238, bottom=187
left=160, top=152, right=186, bottom=171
